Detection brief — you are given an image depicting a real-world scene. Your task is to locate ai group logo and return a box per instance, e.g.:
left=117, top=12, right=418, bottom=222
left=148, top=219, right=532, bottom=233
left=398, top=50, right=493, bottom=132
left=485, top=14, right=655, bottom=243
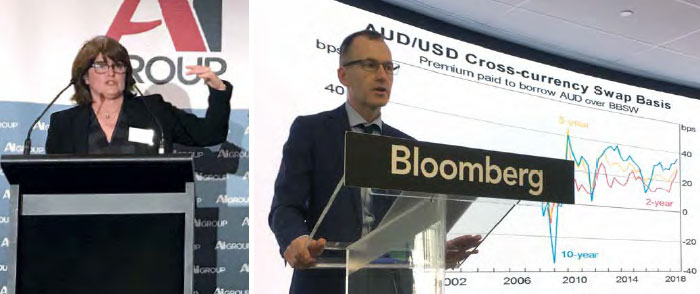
left=0, top=121, right=19, bottom=129
left=107, top=0, right=227, bottom=85
left=4, top=142, right=44, bottom=154
left=193, top=265, right=226, bottom=274
left=107, top=0, right=222, bottom=52
left=214, top=288, right=248, bottom=294
left=194, top=218, right=228, bottom=228
left=215, top=194, right=248, bottom=205
left=215, top=241, right=249, bottom=250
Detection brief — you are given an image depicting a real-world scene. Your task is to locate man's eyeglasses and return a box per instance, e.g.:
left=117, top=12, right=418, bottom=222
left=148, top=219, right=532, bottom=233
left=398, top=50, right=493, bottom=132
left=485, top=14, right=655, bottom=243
left=343, top=59, right=399, bottom=75
left=91, top=61, right=127, bottom=74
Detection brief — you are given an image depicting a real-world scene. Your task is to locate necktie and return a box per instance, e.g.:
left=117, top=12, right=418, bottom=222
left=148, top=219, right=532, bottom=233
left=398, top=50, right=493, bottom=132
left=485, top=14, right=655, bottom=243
left=356, top=123, right=379, bottom=135
left=354, top=123, right=379, bottom=235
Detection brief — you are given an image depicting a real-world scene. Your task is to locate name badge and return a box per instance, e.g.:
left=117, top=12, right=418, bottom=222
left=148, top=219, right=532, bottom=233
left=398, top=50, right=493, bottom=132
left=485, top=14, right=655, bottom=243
left=128, top=127, right=155, bottom=146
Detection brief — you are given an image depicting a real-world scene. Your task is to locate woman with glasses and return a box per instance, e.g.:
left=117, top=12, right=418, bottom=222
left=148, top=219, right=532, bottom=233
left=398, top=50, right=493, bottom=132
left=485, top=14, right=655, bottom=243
left=45, top=35, right=232, bottom=154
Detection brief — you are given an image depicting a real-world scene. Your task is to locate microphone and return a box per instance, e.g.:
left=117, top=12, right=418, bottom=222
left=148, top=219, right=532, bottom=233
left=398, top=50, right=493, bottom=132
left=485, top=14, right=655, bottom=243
left=23, top=80, right=74, bottom=155
left=134, top=85, right=166, bottom=154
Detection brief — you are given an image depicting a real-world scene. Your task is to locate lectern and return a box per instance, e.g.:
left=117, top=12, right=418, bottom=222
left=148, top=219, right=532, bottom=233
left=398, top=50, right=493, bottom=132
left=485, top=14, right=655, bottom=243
left=0, top=154, right=196, bottom=294
left=310, top=132, right=575, bottom=294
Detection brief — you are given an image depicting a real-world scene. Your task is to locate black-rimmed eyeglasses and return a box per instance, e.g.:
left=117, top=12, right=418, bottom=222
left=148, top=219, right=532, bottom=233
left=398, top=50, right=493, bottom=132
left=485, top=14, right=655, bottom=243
left=343, top=59, right=399, bottom=75
left=91, top=61, right=127, bottom=74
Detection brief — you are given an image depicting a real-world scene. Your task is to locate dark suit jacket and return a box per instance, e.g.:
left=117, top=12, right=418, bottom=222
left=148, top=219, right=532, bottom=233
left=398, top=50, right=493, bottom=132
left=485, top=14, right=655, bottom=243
left=269, top=104, right=413, bottom=293
left=45, top=81, right=232, bottom=154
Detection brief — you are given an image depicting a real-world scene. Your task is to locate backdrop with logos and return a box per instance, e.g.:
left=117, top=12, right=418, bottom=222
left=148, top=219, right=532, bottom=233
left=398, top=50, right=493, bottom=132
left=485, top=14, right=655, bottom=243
left=0, top=1, right=249, bottom=293
left=253, top=0, right=700, bottom=293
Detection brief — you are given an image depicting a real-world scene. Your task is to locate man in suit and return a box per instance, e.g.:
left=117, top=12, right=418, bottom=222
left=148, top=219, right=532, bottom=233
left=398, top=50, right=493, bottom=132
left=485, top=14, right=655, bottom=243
left=270, top=29, right=481, bottom=293
left=269, top=30, right=412, bottom=293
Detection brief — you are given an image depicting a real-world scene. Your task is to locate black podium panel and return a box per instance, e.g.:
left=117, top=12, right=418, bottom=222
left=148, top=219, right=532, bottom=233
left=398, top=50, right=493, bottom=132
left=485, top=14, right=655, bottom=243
left=1, top=154, right=196, bottom=294
left=1, top=154, right=194, bottom=194
left=18, top=213, right=184, bottom=294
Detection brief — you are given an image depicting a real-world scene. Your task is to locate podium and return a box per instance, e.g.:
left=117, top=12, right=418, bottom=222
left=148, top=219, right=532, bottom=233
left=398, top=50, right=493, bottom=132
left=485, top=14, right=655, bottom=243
left=310, top=132, right=575, bottom=294
left=313, top=183, right=530, bottom=293
left=0, top=154, right=196, bottom=294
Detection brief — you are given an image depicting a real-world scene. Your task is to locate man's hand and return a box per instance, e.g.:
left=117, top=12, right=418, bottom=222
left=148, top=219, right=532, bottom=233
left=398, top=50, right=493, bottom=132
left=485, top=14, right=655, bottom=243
left=445, top=234, right=481, bottom=269
left=283, top=235, right=327, bottom=269
left=185, top=65, right=226, bottom=91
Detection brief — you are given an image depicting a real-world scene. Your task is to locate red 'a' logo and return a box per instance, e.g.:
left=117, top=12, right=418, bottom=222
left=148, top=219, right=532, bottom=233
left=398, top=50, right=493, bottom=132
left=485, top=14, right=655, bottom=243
left=107, top=0, right=221, bottom=52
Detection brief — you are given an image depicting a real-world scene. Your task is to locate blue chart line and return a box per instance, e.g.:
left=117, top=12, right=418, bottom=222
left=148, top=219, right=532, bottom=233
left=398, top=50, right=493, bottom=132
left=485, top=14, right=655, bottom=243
left=542, top=133, right=679, bottom=263
left=542, top=202, right=562, bottom=263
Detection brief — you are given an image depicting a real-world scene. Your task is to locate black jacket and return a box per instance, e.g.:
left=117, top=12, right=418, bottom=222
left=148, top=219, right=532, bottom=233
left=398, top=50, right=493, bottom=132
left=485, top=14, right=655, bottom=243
left=269, top=104, right=414, bottom=293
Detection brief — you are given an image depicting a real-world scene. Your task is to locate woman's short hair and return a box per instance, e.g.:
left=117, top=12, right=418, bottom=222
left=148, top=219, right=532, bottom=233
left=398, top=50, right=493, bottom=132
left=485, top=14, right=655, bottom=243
left=71, top=36, right=136, bottom=105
